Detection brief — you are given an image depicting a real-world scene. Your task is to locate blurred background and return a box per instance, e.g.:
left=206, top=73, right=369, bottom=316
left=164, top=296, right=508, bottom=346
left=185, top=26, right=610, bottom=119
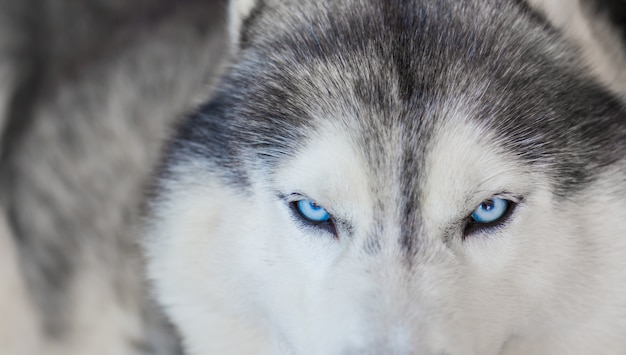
left=0, top=1, right=228, bottom=354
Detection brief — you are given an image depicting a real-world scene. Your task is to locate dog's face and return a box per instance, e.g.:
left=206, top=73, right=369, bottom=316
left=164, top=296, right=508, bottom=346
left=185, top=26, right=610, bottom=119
left=144, top=0, right=626, bottom=354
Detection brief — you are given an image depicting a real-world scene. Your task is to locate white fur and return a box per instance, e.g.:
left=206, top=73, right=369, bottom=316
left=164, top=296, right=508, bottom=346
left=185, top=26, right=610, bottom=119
left=146, top=114, right=626, bottom=354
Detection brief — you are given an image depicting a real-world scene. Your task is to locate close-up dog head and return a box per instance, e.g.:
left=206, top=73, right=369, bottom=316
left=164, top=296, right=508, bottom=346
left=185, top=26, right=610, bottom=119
left=0, top=0, right=624, bottom=354
left=144, top=1, right=626, bottom=354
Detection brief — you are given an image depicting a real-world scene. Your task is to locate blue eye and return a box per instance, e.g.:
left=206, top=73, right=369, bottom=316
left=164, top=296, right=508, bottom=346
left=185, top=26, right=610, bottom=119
left=471, top=198, right=509, bottom=224
left=295, top=199, right=330, bottom=223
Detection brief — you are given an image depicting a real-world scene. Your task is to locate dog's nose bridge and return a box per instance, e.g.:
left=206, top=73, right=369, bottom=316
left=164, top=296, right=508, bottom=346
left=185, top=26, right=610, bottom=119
left=336, top=308, right=417, bottom=355
left=363, top=212, right=424, bottom=261
left=367, top=200, right=424, bottom=260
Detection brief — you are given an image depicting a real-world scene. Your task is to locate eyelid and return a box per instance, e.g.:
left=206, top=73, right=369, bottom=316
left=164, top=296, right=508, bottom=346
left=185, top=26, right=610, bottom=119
left=278, top=191, right=331, bottom=212
left=277, top=191, right=310, bottom=202
left=468, top=192, right=522, bottom=212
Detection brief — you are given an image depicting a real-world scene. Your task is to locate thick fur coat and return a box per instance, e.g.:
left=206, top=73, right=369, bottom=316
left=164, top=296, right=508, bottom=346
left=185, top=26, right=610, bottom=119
left=0, top=0, right=625, bottom=354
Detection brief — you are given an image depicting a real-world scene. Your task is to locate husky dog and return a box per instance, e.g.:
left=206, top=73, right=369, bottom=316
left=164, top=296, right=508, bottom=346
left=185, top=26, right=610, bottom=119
left=144, top=0, right=626, bottom=354
left=0, top=0, right=624, bottom=354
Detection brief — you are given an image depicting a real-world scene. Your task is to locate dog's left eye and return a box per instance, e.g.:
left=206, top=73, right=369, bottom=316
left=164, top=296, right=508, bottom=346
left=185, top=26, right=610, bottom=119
left=294, top=199, right=330, bottom=223
left=465, top=197, right=515, bottom=235
left=471, top=198, right=509, bottom=223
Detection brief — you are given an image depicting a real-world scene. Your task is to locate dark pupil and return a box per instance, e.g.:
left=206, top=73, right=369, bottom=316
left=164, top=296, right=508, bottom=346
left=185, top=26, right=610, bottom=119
left=482, top=200, right=494, bottom=211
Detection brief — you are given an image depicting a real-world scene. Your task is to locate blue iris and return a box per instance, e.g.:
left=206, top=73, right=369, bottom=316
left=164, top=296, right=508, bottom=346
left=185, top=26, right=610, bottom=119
left=296, top=199, right=330, bottom=223
left=471, top=198, right=509, bottom=224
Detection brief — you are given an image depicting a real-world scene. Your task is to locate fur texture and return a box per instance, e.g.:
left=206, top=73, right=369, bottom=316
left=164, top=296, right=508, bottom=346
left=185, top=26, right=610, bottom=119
left=1, top=0, right=625, bottom=354
left=145, top=0, right=626, bottom=354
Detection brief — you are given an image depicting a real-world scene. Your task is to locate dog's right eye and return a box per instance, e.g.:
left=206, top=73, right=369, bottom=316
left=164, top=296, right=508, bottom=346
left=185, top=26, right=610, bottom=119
left=289, top=199, right=337, bottom=237
left=464, top=197, right=516, bottom=236
left=294, top=199, right=330, bottom=223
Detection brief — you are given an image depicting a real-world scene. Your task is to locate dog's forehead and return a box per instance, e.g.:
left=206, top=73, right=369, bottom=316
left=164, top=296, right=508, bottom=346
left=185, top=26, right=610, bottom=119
left=271, top=106, right=500, bottom=206
left=269, top=106, right=536, bottom=256
left=227, top=0, right=539, bottom=163
left=180, top=0, right=626, bottom=202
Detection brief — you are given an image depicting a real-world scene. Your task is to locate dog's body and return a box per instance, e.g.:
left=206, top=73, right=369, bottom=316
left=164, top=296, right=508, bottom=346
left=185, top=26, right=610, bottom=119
left=0, top=0, right=229, bottom=353
left=1, top=0, right=626, bottom=354
left=144, top=0, right=626, bottom=354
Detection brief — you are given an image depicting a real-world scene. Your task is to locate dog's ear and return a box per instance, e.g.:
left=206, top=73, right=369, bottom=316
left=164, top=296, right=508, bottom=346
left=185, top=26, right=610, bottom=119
left=526, top=0, right=626, bottom=98
left=228, top=0, right=258, bottom=50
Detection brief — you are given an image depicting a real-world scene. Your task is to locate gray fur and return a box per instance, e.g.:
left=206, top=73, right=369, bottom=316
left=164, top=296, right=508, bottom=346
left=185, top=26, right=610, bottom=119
left=166, top=0, right=625, bottom=201
left=0, top=0, right=229, bottom=353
